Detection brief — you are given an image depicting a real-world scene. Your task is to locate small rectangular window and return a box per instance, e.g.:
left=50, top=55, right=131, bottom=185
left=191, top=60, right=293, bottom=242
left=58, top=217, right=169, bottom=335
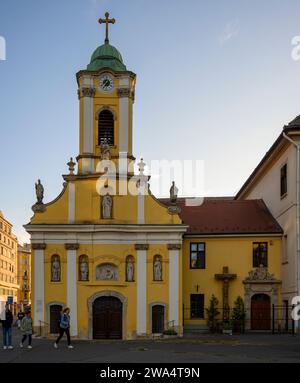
left=190, top=243, right=206, bottom=269
left=282, top=235, right=288, bottom=263
left=253, top=242, right=268, bottom=267
left=280, top=164, right=287, bottom=197
left=190, top=294, right=205, bottom=319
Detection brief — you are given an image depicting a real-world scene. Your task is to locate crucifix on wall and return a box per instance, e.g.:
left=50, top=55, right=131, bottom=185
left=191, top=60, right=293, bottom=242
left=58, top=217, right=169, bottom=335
left=215, top=266, right=237, bottom=321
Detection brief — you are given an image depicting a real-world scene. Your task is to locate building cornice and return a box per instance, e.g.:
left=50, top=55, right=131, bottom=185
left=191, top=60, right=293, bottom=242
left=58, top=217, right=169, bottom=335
left=24, top=223, right=188, bottom=234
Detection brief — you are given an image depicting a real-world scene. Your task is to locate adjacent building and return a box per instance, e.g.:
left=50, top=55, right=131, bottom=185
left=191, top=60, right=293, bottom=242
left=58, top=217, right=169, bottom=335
left=236, top=116, right=300, bottom=314
left=0, top=211, right=19, bottom=314
left=17, top=243, right=31, bottom=309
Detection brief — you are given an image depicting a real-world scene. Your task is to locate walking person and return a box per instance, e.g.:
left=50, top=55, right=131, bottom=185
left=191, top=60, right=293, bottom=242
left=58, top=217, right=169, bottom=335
left=54, top=307, right=74, bottom=349
left=1, top=304, right=13, bottom=350
left=20, top=310, right=33, bottom=349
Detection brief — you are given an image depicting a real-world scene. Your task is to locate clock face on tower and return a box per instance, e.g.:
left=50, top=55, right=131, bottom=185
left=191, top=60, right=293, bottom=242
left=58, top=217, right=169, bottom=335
left=100, top=74, right=114, bottom=92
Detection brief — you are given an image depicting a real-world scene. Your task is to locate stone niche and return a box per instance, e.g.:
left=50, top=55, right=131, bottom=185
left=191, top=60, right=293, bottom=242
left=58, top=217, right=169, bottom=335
left=96, top=263, right=119, bottom=281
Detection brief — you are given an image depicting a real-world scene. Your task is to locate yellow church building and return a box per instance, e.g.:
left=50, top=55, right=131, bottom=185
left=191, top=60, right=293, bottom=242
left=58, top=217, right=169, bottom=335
left=25, top=14, right=284, bottom=339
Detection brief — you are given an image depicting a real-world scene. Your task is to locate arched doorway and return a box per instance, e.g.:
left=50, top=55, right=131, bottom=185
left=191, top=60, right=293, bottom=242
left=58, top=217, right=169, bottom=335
left=49, top=304, right=62, bottom=334
left=251, top=294, right=271, bottom=330
left=152, top=305, right=165, bottom=333
left=93, top=296, right=122, bottom=339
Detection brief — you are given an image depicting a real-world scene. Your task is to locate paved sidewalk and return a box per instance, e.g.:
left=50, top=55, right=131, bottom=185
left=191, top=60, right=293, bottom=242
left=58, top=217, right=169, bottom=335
left=0, top=329, right=299, bottom=363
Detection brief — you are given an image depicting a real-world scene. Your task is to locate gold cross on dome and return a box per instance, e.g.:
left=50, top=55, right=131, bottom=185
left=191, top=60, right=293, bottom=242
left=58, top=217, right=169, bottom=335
left=98, top=12, right=116, bottom=44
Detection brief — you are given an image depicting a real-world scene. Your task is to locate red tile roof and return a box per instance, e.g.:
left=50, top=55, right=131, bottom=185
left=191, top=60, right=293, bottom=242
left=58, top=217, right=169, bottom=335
left=160, top=198, right=283, bottom=235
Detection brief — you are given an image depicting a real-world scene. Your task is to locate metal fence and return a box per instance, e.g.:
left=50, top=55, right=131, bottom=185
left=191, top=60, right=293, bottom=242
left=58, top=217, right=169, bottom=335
left=183, top=305, right=296, bottom=334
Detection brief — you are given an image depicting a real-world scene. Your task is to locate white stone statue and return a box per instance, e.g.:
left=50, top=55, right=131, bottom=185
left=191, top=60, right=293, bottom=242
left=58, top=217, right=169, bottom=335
left=153, top=256, right=162, bottom=281
left=102, top=194, right=113, bottom=219
left=126, top=259, right=134, bottom=282
left=51, top=256, right=61, bottom=281
left=80, top=259, right=89, bottom=281
left=100, top=138, right=111, bottom=160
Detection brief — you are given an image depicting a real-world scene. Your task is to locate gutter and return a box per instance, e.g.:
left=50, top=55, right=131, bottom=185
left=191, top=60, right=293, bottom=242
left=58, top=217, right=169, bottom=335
left=283, top=132, right=300, bottom=298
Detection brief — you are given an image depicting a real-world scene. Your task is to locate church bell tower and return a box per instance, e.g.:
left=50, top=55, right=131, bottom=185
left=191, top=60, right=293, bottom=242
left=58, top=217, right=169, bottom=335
left=76, top=12, right=136, bottom=175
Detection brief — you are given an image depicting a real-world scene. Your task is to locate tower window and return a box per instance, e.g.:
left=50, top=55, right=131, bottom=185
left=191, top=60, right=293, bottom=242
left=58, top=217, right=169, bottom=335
left=98, top=110, right=114, bottom=145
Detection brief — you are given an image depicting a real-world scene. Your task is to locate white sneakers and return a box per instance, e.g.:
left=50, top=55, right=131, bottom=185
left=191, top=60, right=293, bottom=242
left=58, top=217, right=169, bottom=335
left=3, top=346, right=7, bottom=350
left=20, top=343, right=23, bottom=348
left=8, top=346, right=13, bottom=350
left=54, top=343, right=74, bottom=349
left=27, top=345, right=32, bottom=349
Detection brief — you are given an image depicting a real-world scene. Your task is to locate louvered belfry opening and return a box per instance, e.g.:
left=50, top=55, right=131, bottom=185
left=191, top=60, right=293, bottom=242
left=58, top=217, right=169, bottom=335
left=98, top=110, right=114, bottom=145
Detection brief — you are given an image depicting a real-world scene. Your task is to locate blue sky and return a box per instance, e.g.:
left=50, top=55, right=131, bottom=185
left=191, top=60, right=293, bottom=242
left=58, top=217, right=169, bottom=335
left=1, top=0, right=300, bottom=243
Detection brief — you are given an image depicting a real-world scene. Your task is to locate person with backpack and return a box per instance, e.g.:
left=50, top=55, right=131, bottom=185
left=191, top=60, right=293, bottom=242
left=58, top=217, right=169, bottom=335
left=54, top=307, right=74, bottom=349
left=20, top=310, right=33, bottom=349
left=17, top=309, right=25, bottom=328
left=1, top=304, right=14, bottom=350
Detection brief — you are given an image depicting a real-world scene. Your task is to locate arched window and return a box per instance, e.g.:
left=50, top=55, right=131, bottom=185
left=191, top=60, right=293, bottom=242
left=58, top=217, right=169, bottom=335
left=98, top=110, right=114, bottom=145
left=79, top=255, right=89, bottom=281
left=125, top=255, right=135, bottom=282
left=153, top=255, right=163, bottom=281
left=51, top=254, right=61, bottom=282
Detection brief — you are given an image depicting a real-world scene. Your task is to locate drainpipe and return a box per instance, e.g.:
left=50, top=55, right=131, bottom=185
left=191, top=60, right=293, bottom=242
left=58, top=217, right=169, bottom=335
left=283, top=132, right=300, bottom=301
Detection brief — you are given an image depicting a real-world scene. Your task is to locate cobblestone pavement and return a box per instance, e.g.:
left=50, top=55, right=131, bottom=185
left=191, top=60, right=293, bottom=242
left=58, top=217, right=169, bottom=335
left=0, top=330, right=299, bottom=363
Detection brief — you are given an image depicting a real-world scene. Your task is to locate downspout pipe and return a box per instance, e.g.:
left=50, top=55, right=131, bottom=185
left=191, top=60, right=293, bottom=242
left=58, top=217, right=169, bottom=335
left=283, top=132, right=300, bottom=303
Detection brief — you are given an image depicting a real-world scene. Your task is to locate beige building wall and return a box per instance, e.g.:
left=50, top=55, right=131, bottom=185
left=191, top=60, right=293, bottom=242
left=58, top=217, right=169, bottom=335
left=0, top=211, right=19, bottom=314
left=241, top=141, right=299, bottom=303
left=17, top=243, right=31, bottom=309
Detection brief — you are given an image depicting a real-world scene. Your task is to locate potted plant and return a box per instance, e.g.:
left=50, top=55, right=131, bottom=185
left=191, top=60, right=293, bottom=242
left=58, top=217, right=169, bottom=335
left=205, top=295, right=220, bottom=333
left=231, top=296, right=246, bottom=334
left=222, top=321, right=233, bottom=335
left=163, top=328, right=178, bottom=339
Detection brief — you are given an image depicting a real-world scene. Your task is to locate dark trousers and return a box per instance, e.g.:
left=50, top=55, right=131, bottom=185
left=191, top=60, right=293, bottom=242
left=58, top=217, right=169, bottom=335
left=21, top=334, right=32, bottom=346
left=56, top=327, right=71, bottom=345
left=2, top=327, right=12, bottom=347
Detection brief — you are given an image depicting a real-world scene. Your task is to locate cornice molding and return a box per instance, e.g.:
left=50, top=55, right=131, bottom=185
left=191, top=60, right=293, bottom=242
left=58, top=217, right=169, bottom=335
left=135, top=244, right=149, bottom=250
left=32, top=243, right=46, bottom=250
left=65, top=243, right=80, bottom=250
left=167, top=244, right=182, bottom=250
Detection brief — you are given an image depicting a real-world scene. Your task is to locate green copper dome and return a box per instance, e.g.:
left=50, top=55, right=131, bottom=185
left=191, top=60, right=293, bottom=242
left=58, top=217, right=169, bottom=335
left=87, top=43, right=127, bottom=72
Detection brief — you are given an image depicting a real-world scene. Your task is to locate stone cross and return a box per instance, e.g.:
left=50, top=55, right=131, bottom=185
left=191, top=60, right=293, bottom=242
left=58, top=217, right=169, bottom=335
left=215, top=266, right=237, bottom=321
left=98, top=12, right=116, bottom=44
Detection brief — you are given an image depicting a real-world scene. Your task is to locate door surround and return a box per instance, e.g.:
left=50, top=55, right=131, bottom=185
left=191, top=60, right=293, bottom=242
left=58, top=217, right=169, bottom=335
left=87, top=291, right=127, bottom=340
left=243, top=266, right=281, bottom=331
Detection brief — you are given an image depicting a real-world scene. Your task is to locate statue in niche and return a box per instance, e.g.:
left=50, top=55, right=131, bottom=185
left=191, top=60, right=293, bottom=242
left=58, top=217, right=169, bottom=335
left=51, top=255, right=61, bottom=282
left=100, top=138, right=111, bottom=160
left=126, top=258, right=134, bottom=282
left=35, top=179, right=44, bottom=204
left=79, top=257, right=89, bottom=281
left=102, top=194, right=113, bottom=219
left=153, top=256, right=162, bottom=281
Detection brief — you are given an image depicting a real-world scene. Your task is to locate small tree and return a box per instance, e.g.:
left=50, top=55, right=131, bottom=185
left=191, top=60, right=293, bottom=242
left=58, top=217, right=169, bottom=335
left=231, top=296, right=246, bottom=333
left=206, top=295, right=220, bottom=333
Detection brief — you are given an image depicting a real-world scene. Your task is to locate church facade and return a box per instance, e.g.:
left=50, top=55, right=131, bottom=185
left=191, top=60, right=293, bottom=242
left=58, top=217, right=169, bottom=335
left=25, top=15, right=285, bottom=339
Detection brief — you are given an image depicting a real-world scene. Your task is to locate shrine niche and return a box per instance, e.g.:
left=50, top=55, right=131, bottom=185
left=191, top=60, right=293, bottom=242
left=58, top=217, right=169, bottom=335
left=243, top=265, right=281, bottom=330
left=96, top=263, right=118, bottom=281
